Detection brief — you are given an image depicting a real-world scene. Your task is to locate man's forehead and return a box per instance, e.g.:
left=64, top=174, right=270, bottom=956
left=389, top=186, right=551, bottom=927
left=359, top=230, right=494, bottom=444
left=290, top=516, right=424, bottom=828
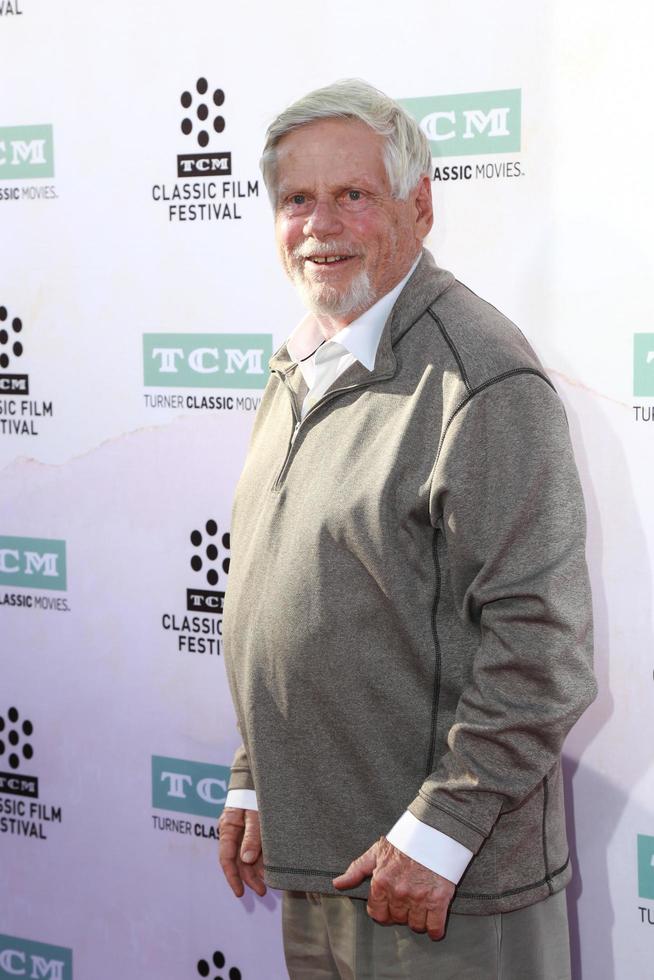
left=274, top=117, right=388, bottom=188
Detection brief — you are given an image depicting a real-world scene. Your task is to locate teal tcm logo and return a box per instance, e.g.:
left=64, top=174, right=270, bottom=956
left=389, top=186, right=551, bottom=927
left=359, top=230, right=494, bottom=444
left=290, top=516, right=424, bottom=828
left=633, top=334, right=654, bottom=396
left=0, top=935, right=72, bottom=980
left=400, top=89, right=521, bottom=158
left=152, top=755, right=230, bottom=819
left=637, top=834, right=654, bottom=900
left=0, top=536, right=67, bottom=591
left=0, top=126, right=55, bottom=180
left=143, top=333, right=271, bottom=389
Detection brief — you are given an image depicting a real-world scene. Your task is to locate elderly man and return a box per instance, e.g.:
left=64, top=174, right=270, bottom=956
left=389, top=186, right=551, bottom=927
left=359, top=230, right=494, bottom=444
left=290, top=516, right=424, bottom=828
left=218, top=79, right=596, bottom=979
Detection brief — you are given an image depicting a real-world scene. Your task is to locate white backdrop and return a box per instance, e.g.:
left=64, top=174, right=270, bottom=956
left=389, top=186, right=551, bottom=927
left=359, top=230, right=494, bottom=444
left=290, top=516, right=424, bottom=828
left=1, top=1, right=653, bottom=977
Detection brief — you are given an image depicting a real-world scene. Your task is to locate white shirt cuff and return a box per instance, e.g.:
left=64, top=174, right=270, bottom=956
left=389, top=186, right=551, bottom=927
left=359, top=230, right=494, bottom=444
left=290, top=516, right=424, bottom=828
left=224, top=789, right=258, bottom=810
left=386, top=810, right=473, bottom=884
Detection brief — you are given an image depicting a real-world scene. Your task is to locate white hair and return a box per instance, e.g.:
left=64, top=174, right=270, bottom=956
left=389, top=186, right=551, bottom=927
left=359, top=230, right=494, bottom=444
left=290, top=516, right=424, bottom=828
left=260, top=78, right=432, bottom=206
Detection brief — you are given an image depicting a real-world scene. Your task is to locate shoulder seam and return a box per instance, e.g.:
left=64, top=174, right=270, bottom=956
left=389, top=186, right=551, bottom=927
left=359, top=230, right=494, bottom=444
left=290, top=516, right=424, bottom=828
left=437, top=367, right=556, bottom=463
left=427, top=307, right=472, bottom=393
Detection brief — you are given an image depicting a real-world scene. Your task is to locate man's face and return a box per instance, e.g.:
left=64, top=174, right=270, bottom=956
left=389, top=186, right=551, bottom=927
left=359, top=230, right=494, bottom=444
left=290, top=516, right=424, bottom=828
left=273, top=117, right=432, bottom=322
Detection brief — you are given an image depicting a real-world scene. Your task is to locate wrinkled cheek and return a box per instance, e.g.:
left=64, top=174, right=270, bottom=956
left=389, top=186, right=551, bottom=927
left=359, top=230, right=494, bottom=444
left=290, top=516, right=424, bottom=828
left=280, top=247, right=300, bottom=280
left=275, top=223, right=298, bottom=272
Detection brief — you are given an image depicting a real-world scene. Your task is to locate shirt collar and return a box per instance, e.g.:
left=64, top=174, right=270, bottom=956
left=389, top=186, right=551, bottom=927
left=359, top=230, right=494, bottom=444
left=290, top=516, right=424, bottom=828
left=287, top=254, right=421, bottom=372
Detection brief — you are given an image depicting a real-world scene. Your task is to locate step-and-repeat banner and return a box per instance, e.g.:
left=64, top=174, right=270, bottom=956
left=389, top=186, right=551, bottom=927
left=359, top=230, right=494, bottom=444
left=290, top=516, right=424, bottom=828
left=2, top=1, right=653, bottom=977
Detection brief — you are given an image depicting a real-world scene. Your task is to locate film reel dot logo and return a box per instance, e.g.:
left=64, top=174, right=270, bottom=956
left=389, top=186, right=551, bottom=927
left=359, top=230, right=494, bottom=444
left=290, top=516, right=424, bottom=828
left=0, top=707, right=34, bottom=771
left=190, top=520, right=230, bottom=587
left=197, top=950, right=241, bottom=980
left=0, top=306, right=24, bottom=371
left=180, top=78, right=226, bottom=149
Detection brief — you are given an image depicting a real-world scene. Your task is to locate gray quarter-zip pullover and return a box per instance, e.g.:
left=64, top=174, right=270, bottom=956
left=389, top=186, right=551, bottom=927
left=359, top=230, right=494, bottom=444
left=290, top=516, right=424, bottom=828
left=222, top=249, right=596, bottom=914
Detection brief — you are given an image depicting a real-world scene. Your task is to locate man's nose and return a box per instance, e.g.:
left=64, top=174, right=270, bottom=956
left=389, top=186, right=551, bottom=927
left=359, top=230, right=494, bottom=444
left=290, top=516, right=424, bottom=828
left=303, top=197, right=344, bottom=239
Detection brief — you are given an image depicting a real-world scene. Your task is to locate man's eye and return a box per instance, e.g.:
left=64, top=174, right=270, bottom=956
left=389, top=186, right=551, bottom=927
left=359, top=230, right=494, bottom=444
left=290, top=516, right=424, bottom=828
left=290, top=194, right=306, bottom=205
left=347, top=190, right=362, bottom=201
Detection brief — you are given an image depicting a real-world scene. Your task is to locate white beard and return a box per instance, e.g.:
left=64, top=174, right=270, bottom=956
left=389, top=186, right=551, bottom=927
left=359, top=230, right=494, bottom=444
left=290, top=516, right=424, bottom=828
left=291, top=265, right=375, bottom=318
left=286, top=239, right=379, bottom=319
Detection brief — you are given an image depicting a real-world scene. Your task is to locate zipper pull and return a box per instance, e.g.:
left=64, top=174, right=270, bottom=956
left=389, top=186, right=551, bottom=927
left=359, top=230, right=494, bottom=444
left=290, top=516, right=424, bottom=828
left=290, top=421, right=301, bottom=445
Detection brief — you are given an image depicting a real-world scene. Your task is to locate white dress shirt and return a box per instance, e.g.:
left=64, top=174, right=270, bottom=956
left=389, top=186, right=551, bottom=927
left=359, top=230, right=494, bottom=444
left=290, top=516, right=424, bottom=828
left=225, top=257, right=473, bottom=885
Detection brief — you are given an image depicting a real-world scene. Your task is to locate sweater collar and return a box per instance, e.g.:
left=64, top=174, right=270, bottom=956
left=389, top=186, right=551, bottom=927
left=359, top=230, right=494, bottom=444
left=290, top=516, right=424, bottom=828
left=286, top=256, right=419, bottom=372
left=269, top=248, right=456, bottom=379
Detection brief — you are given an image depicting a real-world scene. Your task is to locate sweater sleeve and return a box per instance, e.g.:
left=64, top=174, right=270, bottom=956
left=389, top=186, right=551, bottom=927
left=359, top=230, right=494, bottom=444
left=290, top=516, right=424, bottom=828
left=227, top=742, right=256, bottom=793
left=410, top=371, right=597, bottom=854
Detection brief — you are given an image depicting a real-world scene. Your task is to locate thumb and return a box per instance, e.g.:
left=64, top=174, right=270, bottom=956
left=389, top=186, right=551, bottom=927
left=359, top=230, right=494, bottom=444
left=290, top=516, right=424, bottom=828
left=240, top=810, right=261, bottom=864
left=332, top=843, right=378, bottom=890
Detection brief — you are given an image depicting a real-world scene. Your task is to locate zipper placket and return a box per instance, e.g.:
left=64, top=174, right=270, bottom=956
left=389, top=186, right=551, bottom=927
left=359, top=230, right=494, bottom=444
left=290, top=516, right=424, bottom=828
left=271, top=367, right=395, bottom=491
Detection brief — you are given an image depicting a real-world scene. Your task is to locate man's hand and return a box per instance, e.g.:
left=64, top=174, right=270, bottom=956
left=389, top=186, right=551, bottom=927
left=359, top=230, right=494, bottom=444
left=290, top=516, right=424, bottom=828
left=218, top=807, right=267, bottom=898
left=333, top=836, right=455, bottom=940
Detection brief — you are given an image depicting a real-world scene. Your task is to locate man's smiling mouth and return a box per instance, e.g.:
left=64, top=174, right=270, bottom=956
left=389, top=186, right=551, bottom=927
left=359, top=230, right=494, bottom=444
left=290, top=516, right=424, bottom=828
left=306, top=255, right=356, bottom=264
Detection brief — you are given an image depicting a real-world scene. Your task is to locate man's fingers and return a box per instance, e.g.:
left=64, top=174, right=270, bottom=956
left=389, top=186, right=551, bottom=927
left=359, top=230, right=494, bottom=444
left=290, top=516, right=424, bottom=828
left=426, top=904, right=447, bottom=941
left=218, top=806, right=245, bottom=830
left=220, top=854, right=245, bottom=898
left=332, top=843, right=378, bottom=889
left=218, top=815, right=243, bottom=865
left=217, top=809, right=267, bottom=899
left=366, top=877, right=392, bottom=924
left=218, top=808, right=244, bottom=852
left=366, top=898, right=391, bottom=925
left=218, top=826, right=240, bottom=862
left=384, top=878, right=412, bottom=925
left=239, top=854, right=267, bottom=897
left=240, top=809, right=262, bottom=864
left=407, top=907, right=428, bottom=933
left=347, top=838, right=455, bottom=937
left=217, top=807, right=247, bottom=898
left=387, top=900, right=410, bottom=924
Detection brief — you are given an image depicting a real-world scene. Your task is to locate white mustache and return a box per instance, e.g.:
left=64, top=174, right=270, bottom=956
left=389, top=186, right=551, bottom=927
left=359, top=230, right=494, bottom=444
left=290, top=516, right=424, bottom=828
left=292, top=242, right=362, bottom=260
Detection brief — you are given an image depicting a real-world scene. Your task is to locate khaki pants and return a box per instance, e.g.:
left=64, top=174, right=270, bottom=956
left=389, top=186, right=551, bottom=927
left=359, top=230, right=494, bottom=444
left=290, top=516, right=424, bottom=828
left=282, top=889, right=571, bottom=980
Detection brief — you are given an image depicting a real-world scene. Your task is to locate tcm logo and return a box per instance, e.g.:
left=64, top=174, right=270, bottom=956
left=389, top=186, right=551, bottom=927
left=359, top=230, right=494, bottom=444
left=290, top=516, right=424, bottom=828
left=0, top=935, right=72, bottom=980
left=638, top=834, right=654, bottom=900
left=0, top=537, right=66, bottom=592
left=633, top=334, right=654, bottom=396
left=0, top=705, right=37, bottom=798
left=143, top=333, right=272, bottom=390
left=0, top=126, right=54, bottom=180
left=152, top=755, right=230, bottom=819
left=187, top=518, right=230, bottom=614
left=0, top=305, right=27, bottom=395
left=177, top=77, right=230, bottom=178
left=400, top=89, right=521, bottom=158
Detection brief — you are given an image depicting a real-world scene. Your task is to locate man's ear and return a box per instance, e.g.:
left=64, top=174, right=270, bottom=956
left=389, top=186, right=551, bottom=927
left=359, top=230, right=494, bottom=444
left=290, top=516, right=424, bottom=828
left=414, top=175, right=434, bottom=241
